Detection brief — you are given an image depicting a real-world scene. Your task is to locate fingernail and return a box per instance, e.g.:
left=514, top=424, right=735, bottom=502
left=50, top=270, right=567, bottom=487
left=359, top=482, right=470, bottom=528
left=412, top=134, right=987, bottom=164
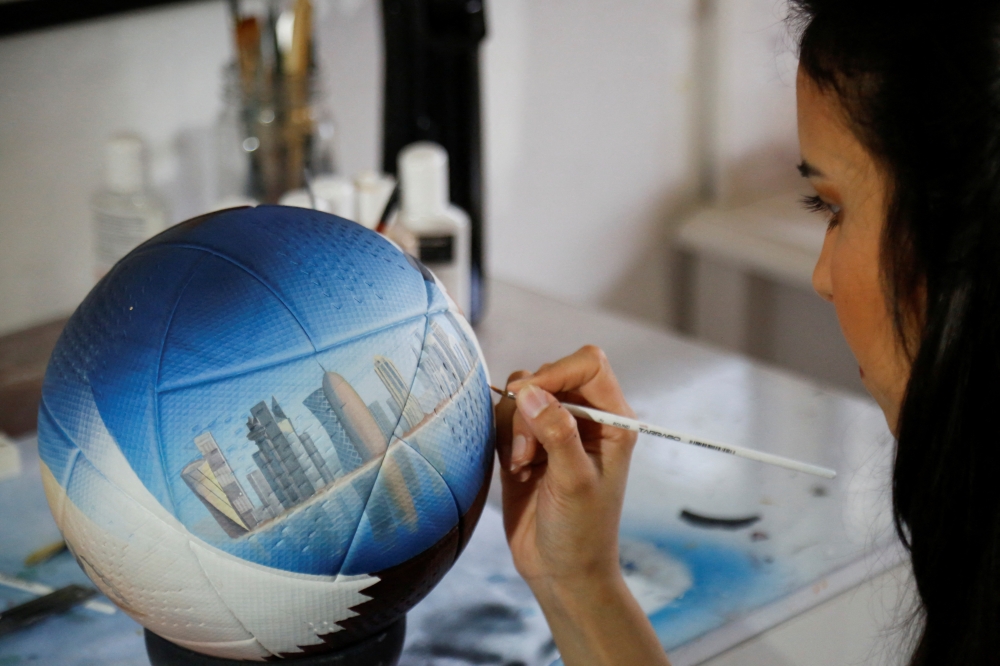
left=518, top=384, right=550, bottom=419
left=517, top=468, right=531, bottom=483
left=511, top=434, right=527, bottom=471
left=507, top=374, right=531, bottom=391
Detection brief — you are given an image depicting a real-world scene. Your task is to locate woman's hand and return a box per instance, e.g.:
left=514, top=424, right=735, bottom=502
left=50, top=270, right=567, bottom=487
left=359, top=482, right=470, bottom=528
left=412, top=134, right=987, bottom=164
left=497, top=345, right=636, bottom=585
left=495, top=345, right=670, bottom=666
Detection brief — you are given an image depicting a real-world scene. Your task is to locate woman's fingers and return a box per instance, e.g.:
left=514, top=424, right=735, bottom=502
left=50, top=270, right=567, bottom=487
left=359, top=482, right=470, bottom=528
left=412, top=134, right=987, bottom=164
left=508, top=345, right=634, bottom=417
left=497, top=370, right=531, bottom=475
left=515, top=385, right=595, bottom=490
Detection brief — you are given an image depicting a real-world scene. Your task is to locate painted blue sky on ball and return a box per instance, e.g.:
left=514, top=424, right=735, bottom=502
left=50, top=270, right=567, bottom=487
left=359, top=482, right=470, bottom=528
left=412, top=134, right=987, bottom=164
left=39, top=207, right=493, bottom=577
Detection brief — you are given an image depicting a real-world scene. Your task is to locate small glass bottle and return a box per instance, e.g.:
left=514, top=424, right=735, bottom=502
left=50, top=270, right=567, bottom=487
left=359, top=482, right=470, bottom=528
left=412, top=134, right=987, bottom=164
left=215, top=64, right=337, bottom=204
left=91, top=134, right=167, bottom=281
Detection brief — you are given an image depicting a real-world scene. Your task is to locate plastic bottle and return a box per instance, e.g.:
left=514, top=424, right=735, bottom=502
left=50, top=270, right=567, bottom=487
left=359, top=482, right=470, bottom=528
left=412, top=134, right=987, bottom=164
left=397, top=142, right=471, bottom=315
left=279, top=188, right=329, bottom=212
left=312, top=175, right=356, bottom=220
left=91, top=134, right=167, bottom=280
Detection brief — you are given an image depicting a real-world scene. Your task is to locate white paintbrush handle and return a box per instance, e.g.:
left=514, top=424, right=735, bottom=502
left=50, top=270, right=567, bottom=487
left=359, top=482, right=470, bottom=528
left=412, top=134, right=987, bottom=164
left=561, top=402, right=837, bottom=479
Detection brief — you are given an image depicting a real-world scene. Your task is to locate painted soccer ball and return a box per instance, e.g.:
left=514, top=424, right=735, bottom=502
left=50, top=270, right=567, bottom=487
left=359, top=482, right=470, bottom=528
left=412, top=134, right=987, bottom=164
left=38, top=206, right=494, bottom=660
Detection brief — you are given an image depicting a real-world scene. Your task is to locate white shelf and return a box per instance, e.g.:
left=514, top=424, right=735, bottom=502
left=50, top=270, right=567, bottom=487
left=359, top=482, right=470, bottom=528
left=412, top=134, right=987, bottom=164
left=677, top=194, right=827, bottom=290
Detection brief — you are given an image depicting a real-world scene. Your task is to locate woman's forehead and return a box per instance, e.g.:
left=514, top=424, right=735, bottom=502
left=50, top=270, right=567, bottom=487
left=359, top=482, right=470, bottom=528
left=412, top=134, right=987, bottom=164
left=797, top=72, right=876, bottom=187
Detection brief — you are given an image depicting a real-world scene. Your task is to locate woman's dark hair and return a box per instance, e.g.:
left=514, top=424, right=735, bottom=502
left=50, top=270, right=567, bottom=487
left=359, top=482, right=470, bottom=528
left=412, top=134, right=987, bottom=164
left=792, top=1, right=1000, bottom=663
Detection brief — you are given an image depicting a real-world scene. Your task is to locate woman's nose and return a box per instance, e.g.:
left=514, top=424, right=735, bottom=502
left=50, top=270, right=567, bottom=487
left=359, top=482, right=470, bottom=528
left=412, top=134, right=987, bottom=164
left=812, top=229, right=835, bottom=302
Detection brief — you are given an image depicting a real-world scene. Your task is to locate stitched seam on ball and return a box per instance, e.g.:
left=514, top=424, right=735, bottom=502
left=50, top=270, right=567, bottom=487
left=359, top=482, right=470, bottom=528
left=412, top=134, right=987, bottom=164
left=146, top=242, right=449, bottom=395
left=397, top=344, right=487, bottom=523
left=154, top=253, right=210, bottom=517
left=155, top=308, right=445, bottom=396
left=316, top=256, right=435, bottom=575
left=144, top=243, right=320, bottom=351
left=336, top=313, right=431, bottom=573
left=398, top=438, right=462, bottom=535
left=38, top=396, right=80, bottom=527
left=138, top=241, right=447, bottom=358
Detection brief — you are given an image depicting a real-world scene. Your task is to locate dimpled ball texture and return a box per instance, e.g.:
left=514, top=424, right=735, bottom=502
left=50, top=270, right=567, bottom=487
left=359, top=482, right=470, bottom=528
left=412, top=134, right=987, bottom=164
left=37, top=206, right=495, bottom=660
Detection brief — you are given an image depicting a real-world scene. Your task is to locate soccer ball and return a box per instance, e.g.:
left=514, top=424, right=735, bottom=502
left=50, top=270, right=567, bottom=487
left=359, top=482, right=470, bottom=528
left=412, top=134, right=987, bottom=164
left=38, top=206, right=494, bottom=660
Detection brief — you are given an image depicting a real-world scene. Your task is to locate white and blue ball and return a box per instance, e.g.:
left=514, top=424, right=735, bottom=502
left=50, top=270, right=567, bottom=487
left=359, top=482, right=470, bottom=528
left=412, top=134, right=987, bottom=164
left=38, top=206, right=494, bottom=660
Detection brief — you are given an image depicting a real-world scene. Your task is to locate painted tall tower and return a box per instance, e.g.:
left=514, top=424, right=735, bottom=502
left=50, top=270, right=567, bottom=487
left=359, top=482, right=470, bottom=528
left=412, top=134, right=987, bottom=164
left=321, top=372, right=389, bottom=462
left=181, top=432, right=258, bottom=537
left=374, top=355, right=425, bottom=430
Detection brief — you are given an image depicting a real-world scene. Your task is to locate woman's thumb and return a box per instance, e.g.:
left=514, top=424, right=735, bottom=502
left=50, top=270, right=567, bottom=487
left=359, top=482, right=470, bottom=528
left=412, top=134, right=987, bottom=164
left=516, top=385, right=593, bottom=488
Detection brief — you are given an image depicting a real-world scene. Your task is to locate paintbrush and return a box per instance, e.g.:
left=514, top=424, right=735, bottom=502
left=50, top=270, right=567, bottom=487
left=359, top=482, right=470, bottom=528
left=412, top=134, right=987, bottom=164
left=235, top=16, right=261, bottom=92
left=284, top=0, right=312, bottom=191
left=490, top=385, right=837, bottom=479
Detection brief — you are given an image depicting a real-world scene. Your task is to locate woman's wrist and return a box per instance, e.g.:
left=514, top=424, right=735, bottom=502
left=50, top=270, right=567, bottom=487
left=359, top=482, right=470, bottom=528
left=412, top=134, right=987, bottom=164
left=529, top=565, right=628, bottom=618
left=528, top=568, right=671, bottom=666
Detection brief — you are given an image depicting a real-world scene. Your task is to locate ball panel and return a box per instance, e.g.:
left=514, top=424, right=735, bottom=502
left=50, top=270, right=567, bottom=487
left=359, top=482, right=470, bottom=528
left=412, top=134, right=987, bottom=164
left=339, top=441, right=459, bottom=576
left=188, top=539, right=378, bottom=658
left=397, top=311, right=494, bottom=514
left=43, top=453, right=384, bottom=661
left=455, top=449, right=494, bottom=558
left=36, top=403, right=78, bottom=492
left=39, top=460, right=254, bottom=647
left=321, top=467, right=492, bottom=651
left=424, top=274, right=453, bottom=314
left=46, top=246, right=208, bottom=512
left=321, top=521, right=461, bottom=651
left=158, top=253, right=314, bottom=392
left=152, top=207, right=432, bottom=353
left=39, top=372, right=179, bottom=524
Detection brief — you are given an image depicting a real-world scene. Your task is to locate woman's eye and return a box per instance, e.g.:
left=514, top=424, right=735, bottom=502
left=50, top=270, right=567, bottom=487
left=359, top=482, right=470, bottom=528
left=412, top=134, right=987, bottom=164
left=800, top=194, right=842, bottom=229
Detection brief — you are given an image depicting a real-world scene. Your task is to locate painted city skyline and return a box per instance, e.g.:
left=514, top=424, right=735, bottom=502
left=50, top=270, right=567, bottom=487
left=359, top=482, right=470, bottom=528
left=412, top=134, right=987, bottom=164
left=181, top=313, right=480, bottom=538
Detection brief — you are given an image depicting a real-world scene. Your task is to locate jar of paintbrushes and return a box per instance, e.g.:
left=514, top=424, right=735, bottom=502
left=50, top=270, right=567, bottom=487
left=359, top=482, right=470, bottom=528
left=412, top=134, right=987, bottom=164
left=217, top=0, right=336, bottom=205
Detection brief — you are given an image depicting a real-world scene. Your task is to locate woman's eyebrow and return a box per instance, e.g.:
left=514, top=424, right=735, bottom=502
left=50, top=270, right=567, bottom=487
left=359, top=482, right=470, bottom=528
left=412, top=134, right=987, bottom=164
left=797, top=160, right=823, bottom=178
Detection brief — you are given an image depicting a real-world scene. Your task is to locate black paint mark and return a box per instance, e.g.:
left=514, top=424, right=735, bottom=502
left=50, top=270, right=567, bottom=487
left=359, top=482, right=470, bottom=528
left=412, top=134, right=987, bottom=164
left=679, top=509, right=761, bottom=530
left=408, top=643, right=505, bottom=663
left=811, top=485, right=828, bottom=497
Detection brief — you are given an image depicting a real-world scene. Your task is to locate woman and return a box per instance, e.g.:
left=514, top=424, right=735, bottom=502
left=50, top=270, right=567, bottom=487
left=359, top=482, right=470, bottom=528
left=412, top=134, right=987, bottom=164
left=495, top=2, right=1000, bottom=664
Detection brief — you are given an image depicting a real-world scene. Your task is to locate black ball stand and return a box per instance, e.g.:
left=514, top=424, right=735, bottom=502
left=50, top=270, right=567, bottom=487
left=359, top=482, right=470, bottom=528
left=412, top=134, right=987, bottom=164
left=145, top=616, right=406, bottom=666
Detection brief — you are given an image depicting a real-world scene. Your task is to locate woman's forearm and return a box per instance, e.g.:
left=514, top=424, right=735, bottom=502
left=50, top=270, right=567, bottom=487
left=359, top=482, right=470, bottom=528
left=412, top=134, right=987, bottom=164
left=531, top=571, right=672, bottom=666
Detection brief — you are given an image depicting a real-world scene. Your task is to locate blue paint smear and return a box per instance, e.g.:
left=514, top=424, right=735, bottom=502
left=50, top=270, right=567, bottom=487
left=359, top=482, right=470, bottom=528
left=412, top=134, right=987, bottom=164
left=638, top=534, right=774, bottom=649
left=548, top=533, right=784, bottom=666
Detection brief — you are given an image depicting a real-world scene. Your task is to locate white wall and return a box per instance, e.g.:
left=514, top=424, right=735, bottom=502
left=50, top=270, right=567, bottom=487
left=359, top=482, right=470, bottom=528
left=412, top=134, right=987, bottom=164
left=0, top=0, right=818, bottom=374
left=712, top=0, right=800, bottom=206
left=484, top=0, right=700, bottom=327
left=0, top=2, right=231, bottom=334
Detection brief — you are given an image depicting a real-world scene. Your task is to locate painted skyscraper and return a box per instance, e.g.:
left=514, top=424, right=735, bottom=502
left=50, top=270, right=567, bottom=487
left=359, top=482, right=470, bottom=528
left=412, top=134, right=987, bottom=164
left=181, top=432, right=258, bottom=537
left=374, top=355, right=425, bottom=430
left=321, top=372, right=388, bottom=462
left=246, top=468, right=281, bottom=521
left=419, top=318, right=475, bottom=403
left=246, top=399, right=332, bottom=512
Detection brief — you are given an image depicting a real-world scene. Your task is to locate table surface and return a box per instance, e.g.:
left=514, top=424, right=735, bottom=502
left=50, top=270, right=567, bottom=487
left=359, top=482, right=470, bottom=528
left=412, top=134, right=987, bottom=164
left=0, top=280, right=900, bottom=665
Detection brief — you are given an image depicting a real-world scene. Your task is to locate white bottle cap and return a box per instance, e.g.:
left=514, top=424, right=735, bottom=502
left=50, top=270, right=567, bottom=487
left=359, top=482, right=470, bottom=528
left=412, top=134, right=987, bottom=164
left=312, top=175, right=356, bottom=220
left=355, top=170, right=396, bottom=230
left=399, top=142, right=449, bottom=220
left=105, top=134, right=145, bottom=194
left=279, top=189, right=332, bottom=213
